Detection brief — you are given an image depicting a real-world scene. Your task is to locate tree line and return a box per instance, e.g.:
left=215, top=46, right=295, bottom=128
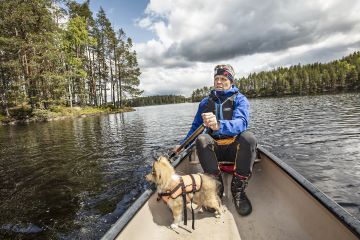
left=237, top=51, right=360, bottom=97
left=191, top=51, right=360, bottom=100
left=127, top=95, right=187, bottom=107
left=0, top=0, right=142, bottom=117
left=191, top=86, right=212, bottom=102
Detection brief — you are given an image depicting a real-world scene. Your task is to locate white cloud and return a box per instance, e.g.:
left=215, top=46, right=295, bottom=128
left=137, top=17, right=153, bottom=29
left=135, top=0, right=360, bottom=96
left=139, top=64, right=213, bottom=96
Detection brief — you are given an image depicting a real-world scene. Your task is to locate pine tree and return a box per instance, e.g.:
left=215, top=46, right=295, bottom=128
left=115, top=34, right=142, bottom=107
left=0, top=0, right=66, bottom=109
left=63, top=16, right=94, bottom=106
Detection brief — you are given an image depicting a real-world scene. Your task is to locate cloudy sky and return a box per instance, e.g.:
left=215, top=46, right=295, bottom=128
left=84, top=0, right=360, bottom=96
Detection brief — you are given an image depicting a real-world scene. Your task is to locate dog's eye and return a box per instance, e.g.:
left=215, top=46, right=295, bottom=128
left=152, top=170, right=156, bottom=176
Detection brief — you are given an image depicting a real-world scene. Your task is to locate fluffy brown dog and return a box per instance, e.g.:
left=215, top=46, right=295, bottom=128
left=146, top=156, right=222, bottom=229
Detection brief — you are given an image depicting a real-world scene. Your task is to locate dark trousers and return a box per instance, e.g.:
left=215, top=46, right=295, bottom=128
left=195, top=131, right=257, bottom=176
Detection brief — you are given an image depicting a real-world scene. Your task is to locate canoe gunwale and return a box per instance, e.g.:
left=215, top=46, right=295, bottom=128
left=258, top=145, right=360, bottom=238
left=100, top=147, right=194, bottom=240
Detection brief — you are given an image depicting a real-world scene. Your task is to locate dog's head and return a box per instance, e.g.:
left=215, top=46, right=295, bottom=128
left=145, top=156, right=175, bottom=187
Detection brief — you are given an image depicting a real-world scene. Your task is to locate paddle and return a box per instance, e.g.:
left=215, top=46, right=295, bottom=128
left=169, top=124, right=205, bottom=160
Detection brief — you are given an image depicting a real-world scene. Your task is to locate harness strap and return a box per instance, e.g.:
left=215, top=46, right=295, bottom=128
left=157, top=191, right=170, bottom=201
left=190, top=174, right=196, bottom=193
left=198, top=174, right=203, bottom=190
left=157, top=181, right=183, bottom=201
left=190, top=197, right=195, bottom=230
left=189, top=174, right=197, bottom=230
left=180, top=177, right=187, bottom=226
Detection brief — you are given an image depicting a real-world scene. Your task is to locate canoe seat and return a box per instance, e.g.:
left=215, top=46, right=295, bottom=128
left=190, top=148, right=261, bottom=173
left=219, top=162, right=235, bottom=174
left=219, top=158, right=262, bottom=174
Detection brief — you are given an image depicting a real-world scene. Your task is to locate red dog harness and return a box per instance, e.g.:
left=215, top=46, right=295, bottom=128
left=157, top=174, right=203, bottom=229
left=157, top=174, right=202, bottom=202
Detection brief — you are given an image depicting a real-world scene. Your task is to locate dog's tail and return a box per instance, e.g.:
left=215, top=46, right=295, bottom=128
left=200, top=174, right=220, bottom=193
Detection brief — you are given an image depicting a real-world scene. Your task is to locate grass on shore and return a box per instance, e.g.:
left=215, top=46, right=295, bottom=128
left=0, top=114, right=6, bottom=122
left=0, top=105, right=135, bottom=124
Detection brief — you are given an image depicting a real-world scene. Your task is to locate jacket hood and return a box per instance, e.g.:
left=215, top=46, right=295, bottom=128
left=210, top=85, right=239, bottom=101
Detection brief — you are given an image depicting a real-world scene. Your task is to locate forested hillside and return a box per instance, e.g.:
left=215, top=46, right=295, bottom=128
left=192, top=52, right=360, bottom=100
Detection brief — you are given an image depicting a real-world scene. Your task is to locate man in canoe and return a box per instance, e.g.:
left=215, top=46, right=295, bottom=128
left=180, top=64, right=257, bottom=216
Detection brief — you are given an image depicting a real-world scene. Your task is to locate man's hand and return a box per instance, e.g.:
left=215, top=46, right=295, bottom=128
left=201, top=112, right=220, bottom=131
left=173, top=145, right=181, bottom=154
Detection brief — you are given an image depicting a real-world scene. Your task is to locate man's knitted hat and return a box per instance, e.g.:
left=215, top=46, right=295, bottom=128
left=214, top=64, right=235, bottom=82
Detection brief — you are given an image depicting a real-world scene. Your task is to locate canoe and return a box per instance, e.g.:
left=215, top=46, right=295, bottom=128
left=102, top=145, right=360, bottom=240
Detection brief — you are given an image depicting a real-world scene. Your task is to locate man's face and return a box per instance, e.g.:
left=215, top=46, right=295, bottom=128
left=214, top=75, right=232, bottom=91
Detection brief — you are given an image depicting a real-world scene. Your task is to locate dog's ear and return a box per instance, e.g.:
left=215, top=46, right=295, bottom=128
left=158, top=156, right=169, bottom=163
left=153, top=161, right=161, bottom=181
left=152, top=150, right=164, bottom=161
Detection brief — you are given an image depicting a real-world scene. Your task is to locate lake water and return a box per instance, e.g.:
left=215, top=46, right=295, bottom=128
left=0, top=93, right=359, bottom=239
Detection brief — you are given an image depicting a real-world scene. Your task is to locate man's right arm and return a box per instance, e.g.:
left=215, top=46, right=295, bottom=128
left=180, top=98, right=207, bottom=145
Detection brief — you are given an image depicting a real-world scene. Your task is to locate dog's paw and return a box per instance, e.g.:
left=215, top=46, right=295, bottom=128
left=170, top=223, right=178, bottom=229
left=194, top=207, right=204, bottom=214
left=215, top=209, right=222, bottom=218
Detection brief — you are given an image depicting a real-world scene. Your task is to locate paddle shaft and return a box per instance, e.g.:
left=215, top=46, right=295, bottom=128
left=169, top=124, right=205, bottom=160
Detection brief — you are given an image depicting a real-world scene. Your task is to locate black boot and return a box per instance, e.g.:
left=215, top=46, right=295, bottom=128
left=214, top=173, right=224, bottom=199
left=231, top=174, right=252, bottom=216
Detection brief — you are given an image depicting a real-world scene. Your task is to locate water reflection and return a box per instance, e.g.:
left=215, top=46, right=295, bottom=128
left=0, top=94, right=359, bottom=239
left=0, top=114, right=150, bottom=239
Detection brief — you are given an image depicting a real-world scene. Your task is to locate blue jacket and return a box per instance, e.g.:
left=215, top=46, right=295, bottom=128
left=181, top=85, right=250, bottom=144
